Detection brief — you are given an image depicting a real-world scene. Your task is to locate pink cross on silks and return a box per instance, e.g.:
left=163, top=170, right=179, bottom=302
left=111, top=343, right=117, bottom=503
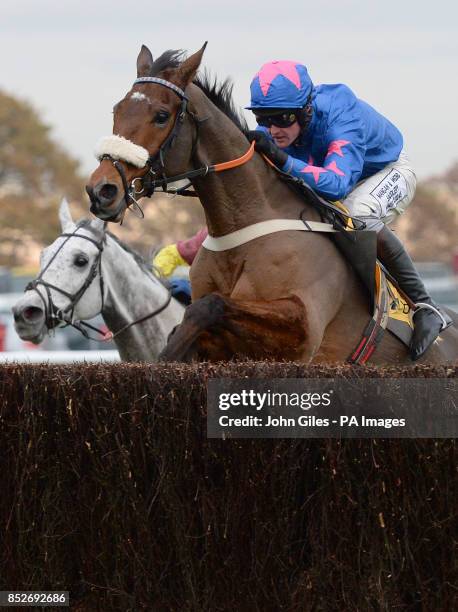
left=325, top=160, right=345, bottom=176
left=301, top=164, right=328, bottom=183
left=257, top=61, right=302, bottom=96
left=325, top=140, right=350, bottom=158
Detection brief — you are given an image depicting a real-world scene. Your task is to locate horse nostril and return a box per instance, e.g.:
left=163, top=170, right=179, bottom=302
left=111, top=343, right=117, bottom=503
left=21, top=306, right=44, bottom=323
left=97, top=183, right=118, bottom=203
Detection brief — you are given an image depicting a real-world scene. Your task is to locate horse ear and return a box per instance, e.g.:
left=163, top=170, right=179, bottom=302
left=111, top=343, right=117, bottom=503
left=137, top=45, right=154, bottom=77
left=91, top=217, right=106, bottom=235
left=176, top=42, right=207, bottom=87
left=59, top=198, right=74, bottom=232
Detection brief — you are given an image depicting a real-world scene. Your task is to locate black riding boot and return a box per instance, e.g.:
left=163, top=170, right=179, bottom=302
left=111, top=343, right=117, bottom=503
left=377, top=226, right=452, bottom=361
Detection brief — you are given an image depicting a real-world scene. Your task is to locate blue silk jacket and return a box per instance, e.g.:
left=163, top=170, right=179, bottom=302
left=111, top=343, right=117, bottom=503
left=260, top=83, right=404, bottom=201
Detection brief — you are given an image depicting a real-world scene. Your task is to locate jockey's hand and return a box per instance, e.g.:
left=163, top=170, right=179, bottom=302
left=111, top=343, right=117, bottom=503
left=152, top=244, right=188, bottom=278
left=247, top=130, right=288, bottom=168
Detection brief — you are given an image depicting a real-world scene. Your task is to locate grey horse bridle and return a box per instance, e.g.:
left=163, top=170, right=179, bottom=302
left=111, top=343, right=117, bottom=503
left=25, top=226, right=172, bottom=342
left=26, top=228, right=105, bottom=331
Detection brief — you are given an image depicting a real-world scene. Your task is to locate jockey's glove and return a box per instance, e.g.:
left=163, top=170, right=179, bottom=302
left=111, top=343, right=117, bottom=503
left=247, top=130, right=288, bottom=168
left=152, top=244, right=188, bottom=277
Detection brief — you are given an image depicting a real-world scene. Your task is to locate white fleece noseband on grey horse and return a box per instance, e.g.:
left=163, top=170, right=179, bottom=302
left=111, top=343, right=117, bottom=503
left=95, top=135, right=149, bottom=168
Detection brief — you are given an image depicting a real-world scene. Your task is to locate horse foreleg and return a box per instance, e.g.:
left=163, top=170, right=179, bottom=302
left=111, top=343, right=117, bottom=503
left=159, top=293, right=310, bottom=362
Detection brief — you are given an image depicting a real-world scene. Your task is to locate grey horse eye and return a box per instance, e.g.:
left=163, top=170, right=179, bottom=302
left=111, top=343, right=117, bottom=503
left=74, top=254, right=89, bottom=268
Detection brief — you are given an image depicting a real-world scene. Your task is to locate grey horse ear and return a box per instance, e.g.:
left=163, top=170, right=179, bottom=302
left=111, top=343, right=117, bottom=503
left=137, top=45, right=154, bottom=77
left=91, top=217, right=106, bottom=235
left=59, top=198, right=74, bottom=232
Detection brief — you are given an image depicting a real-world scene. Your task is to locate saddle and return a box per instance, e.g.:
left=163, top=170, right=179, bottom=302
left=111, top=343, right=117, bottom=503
left=280, top=172, right=416, bottom=362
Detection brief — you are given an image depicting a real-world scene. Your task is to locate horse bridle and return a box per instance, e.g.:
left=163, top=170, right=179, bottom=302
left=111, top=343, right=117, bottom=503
left=25, top=227, right=172, bottom=342
left=97, top=75, right=260, bottom=220
left=99, top=76, right=205, bottom=217
left=26, top=229, right=105, bottom=331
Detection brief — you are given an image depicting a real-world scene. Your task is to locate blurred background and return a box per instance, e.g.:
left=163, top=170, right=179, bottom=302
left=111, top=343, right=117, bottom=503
left=0, top=0, right=457, bottom=360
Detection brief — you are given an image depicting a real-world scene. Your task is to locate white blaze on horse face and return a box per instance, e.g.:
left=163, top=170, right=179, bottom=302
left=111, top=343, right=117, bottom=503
left=131, top=92, right=150, bottom=103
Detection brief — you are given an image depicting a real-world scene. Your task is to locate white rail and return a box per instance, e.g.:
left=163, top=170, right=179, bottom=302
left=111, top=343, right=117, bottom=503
left=0, top=350, right=121, bottom=363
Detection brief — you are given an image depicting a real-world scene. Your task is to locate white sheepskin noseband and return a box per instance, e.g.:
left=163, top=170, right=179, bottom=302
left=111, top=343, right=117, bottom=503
left=94, top=135, right=149, bottom=168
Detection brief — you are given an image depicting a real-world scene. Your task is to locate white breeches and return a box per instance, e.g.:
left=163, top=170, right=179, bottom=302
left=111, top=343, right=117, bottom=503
left=343, top=150, right=417, bottom=232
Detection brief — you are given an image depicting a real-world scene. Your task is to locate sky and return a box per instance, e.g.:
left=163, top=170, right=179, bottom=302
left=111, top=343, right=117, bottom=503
left=1, top=0, right=457, bottom=179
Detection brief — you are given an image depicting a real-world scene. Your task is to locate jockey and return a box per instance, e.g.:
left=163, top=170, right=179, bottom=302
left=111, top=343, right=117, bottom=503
left=154, top=60, right=451, bottom=361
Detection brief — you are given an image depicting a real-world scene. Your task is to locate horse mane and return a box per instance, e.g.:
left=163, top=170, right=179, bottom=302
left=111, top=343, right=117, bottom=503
left=149, top=49, right=248, bottom=134
left=75, top=219, right=167, bottom=286
left=193, top=71, right=248, bottom=134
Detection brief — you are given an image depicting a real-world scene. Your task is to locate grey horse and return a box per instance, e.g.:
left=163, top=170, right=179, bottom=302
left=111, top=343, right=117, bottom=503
left=13, top=199, right=184, bottom=361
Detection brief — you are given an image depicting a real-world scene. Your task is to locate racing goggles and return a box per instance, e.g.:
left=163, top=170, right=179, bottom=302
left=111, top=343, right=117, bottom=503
left=254, top=111, right=298, bottom=129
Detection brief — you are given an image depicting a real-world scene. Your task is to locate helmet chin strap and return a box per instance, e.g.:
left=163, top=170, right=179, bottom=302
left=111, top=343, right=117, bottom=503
left=286, top=106, right=313, bottom=148
left=298, top=103, right=313, bottom=130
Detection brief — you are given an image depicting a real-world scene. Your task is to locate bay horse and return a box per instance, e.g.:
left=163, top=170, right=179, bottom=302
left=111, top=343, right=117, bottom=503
left=86, top=45, right=458, bottom=364
left=13, top=199, right=184, bottom=361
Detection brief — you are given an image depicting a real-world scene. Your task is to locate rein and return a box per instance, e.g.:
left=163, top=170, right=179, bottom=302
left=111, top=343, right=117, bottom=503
left=96, top=75, right=362, bottom=233
left=26, top=227, right=173, bottom=343
left=75, top=290, right=173, bottom=343
left=95, top=74, right=388, bottom=365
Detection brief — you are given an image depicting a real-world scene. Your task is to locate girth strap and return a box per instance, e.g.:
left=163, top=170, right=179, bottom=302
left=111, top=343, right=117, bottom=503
left=202, top=218, right=338, bottom=252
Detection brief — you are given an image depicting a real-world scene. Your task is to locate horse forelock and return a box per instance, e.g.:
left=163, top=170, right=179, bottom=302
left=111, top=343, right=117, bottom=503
left=149, top=49, right=186, bottom=77
left=75, top=218, right=106, bottom=241
left=76, top=218, right=99, bottom=230
left=137, top=48, right=248, bottom=135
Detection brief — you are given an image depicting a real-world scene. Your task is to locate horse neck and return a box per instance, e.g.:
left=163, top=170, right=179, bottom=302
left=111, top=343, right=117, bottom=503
left=183, top=89, right=370, bottom=338
left=187, top=86, right=315, bottom=236
left=101, top=236, right=183, bottom=361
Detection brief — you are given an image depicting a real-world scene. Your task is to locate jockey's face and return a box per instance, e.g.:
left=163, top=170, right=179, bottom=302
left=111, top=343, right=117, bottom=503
left=269, top=121, right=301, bottom=148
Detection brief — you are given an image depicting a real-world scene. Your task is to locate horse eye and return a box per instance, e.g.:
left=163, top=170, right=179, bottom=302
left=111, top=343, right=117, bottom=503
left=74, top=254, right=89, bottom=268
left=154, top=111, right=170, bottom=126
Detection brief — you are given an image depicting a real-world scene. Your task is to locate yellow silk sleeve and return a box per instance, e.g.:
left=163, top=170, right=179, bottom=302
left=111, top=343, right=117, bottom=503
left=152, top=244, right=188, bottom=277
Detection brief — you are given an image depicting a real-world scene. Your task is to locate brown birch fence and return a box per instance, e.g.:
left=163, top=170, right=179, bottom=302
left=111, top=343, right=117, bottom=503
left=0, top=363, right=456, bottom=611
